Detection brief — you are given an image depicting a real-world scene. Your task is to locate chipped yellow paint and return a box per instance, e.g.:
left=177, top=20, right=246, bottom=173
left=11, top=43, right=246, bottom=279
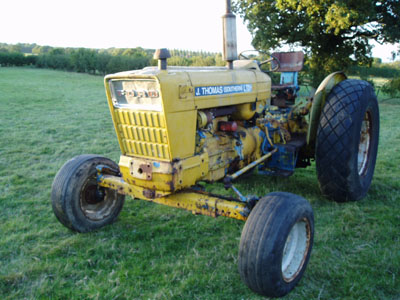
left=98, top=174, right=249, bottom=221
left=104, top=67, right=271, bottom=161
left=118, top=152, right=209, bottom=192
left=104, top=66, right=272, bottom=194
left=102, top=63, right=318, bottom=220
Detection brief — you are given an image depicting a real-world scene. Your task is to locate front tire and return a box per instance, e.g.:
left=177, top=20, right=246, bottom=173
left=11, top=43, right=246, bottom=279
left=51, top=155, right=125, bottom=232
left=238, top=192, right=314, bottom=298
left=316, top=79, right=379, bottom=202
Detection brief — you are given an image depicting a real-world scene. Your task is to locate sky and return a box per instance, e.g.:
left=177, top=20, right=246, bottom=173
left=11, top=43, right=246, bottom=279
left=1, top=0, right=398, bottom=61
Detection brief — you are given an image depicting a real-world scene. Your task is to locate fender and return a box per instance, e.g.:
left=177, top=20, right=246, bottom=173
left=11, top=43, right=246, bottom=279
left=307, top=71, right=347, bottom=146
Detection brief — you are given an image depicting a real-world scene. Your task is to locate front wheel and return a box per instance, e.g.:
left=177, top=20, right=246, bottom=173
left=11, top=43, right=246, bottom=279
left=238, top=192, right=314, bottom=298
left=51, top=155, right=125, bottom=232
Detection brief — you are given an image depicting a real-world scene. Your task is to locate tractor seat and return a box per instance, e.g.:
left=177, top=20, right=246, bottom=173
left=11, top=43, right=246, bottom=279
left=271, top=51, right=304, bottom=92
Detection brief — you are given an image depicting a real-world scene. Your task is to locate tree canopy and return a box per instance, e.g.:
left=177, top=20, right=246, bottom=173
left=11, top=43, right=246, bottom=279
left=234, top=0, right=400, bottom=86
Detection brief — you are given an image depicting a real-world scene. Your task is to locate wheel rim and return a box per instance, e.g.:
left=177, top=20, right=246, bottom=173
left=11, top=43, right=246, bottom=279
left=282, top=218, right=311, bottom=282
left=358, top=111, right=372, bottom=176
left=80, top=176, right=119, bottom=221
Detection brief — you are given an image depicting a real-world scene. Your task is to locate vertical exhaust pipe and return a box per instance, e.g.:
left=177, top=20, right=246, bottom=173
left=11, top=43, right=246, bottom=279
left=222, top=0, right=238, bottom=69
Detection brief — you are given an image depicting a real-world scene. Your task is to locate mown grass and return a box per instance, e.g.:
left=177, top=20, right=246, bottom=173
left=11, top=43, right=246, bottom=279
left=0, top=67, right=399, bottom=299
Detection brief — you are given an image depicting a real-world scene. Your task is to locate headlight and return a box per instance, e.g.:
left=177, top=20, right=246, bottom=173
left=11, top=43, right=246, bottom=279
left=109, top=79, right=162, bottom=111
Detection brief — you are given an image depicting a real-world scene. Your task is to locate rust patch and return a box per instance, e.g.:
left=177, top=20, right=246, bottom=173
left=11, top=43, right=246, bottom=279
left=166, top=180, right=175, bottom=192
left=171, top=167, right=178, bottom=175
left=139, top=163, right=152, bottom=180
left=142, top=189, right=156, bottom=199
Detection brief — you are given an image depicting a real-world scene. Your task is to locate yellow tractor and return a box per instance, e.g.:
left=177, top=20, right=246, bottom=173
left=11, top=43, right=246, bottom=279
left=51, top=1, right=379, bottom=297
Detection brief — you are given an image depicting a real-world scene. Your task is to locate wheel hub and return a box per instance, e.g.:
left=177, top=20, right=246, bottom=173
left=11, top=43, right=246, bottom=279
left=80, top=177, right=118, bottom=221
left=282, top=218, right=311, bottom=282
left=358, top=111, right=372, bottom=176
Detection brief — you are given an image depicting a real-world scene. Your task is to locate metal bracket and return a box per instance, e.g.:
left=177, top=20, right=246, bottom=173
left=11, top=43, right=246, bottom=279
left=224, top=148, right=278, bottom=186
left=228, top=184, right=258, bottom=209
left=224, top=176, right=258, bottom=206
left=223, top=149, right=277, bottom=205
left=96, top=164, right=120, bottom=177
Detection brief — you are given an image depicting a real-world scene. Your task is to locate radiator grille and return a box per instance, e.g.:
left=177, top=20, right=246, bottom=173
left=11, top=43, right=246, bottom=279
left=114, top=110, right=170, bottom=160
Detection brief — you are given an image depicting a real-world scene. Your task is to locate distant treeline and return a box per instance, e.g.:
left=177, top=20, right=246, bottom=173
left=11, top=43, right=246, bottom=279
left=35, top=48, right=151, bottom=74
left=349, top=63, right=400, bottom=79
left=0, top=43, right=399, bottom=90
left=0, top=43, right=224, bottom=75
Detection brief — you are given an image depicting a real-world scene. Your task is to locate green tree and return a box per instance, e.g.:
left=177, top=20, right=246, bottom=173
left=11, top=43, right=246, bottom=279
left=235, top=0, right=400, bottom=86
left=110, top=48, right=125, bottom=56
left=10, top=44, right=22, bottom=53
left=32, top=45, right=52, bottom=54
left=122, top=47, right=149, bottom=59
left=382, top=78, right=400, bottom=98
left=168, top=56, right=191, bottom=66
left=215, top=53, right=226, bottom=66
left=70, top=48, right=97, bottom=73
left=373, top=57, right=382, bottom=66
left=96, top=53, right=112, bottom=75
left=49, top=48, right=66, bottom=55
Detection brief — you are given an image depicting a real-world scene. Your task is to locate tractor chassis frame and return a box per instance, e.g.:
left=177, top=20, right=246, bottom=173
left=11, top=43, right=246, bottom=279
left=97, top=174, right=250, bottom=221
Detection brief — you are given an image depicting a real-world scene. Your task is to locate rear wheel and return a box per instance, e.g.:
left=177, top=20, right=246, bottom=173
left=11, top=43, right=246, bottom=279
left=51, top=155, right=125, bottom=232
left=238, top=192, right=314, bottom=298
left=316, top=79, right=379, bottom=202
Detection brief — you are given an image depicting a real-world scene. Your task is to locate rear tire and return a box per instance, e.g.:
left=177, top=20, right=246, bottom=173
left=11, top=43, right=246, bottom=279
left=238, top=192, right=314, bottom=298
left=51, top=155, right=125, bottom=232
left=316, top=79, right=379, bottom=202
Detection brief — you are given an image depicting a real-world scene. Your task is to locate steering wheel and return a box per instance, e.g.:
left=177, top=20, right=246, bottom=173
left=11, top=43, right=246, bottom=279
left=238, top=50, right=280, bottom=72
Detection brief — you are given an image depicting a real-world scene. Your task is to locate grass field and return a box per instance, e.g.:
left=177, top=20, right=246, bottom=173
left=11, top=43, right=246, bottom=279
left=0, top=67, right=399, bottom=299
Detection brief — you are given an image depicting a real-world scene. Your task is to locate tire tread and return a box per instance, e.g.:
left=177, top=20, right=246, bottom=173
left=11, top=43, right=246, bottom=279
left=51, top=155, right=124, bottom=232
left=238, top=192, right=314, bottom=297
left=316, top=79, right=379, bottom=202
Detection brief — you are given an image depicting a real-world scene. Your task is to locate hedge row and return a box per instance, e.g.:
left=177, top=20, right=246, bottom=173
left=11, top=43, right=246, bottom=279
left=348, top=65, right=400, bottom=79
left=0, top=52, right=36, bottom=66
left=0, top=48, right=152, bottom=75
left=35, top=52, right=151, bottom=75
left=0, top=48, right=226, bottom=75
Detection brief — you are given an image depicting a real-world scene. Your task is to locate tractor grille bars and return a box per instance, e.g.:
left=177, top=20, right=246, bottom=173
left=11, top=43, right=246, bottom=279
left=113, top=110, right=170, bottom=160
